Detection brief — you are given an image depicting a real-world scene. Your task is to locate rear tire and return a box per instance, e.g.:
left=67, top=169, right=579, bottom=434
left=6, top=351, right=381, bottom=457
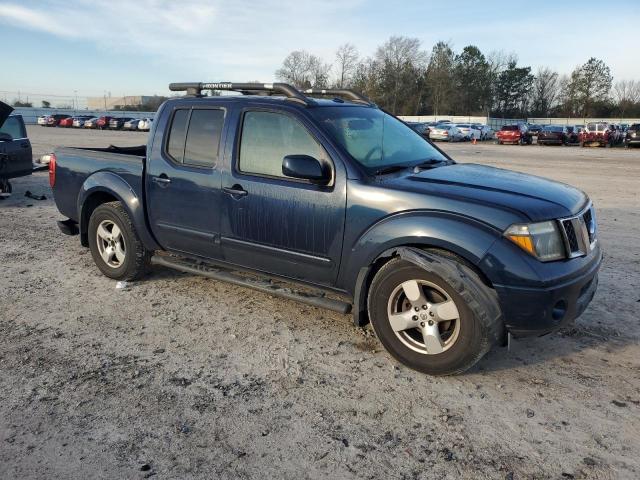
left=88, top=201, right=151, bottom=280
left=367, top=253, right=502, bottom=376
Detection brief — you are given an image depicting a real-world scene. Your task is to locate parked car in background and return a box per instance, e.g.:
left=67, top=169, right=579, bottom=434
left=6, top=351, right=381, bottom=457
left=72, top=116, right=93, bottom=128
left=496, top=124, right=531, bottom=145
left=453, top=124, right=480, bottom=141
left=96, top=116, right=114, bottom=130
left=565, top=126, right=580, bottom=145
left=58, top=117, right=75, bottom=128
left=429, top=124, right=464, bottom=142
left=37, top=115, right=48, bottom=126
left=406, top=122, right=430, bottom=138
left=46, top=114, right=71, bottom=127
left=624, top=123, right=640, bottom=148
left=84, top=117, right=100, bottom=129
left=475, top=124, right=494, bottom=140
left=537, top=125, right=568, bottom=145
left=137, top=118, right=153, bottom=131
left=526, top=124, right=543, bottom=137
left=579, top=122, right=613, bottom=147
left=109, top=117, right=135, bottom=130
left=0, top=105, right=33, bottom=195
left=123, top=118, right=141, bottom=131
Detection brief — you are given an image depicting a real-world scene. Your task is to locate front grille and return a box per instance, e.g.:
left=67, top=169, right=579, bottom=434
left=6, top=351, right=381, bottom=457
left=558, top=203, right=597, bottom=258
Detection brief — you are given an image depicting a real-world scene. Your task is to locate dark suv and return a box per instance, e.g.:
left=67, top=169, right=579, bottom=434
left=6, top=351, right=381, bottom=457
left=625, top=124, right=640, bottom=148
left=49, top=82, right=601, bottom=376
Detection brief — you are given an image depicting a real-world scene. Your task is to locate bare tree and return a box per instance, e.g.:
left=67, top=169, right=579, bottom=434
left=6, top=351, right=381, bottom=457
left=334, top=43, right=359, bottom=88
left=374, top=36, right=428, bottom=114
left=530, top=67, right=560, bottom=117
left=276, top=50, right=331, bottom=88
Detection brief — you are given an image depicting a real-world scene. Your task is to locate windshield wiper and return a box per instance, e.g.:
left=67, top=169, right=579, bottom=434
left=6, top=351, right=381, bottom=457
left=373, top=164, right=411, bottom=175
left=411, top=159, right=449, bottom=170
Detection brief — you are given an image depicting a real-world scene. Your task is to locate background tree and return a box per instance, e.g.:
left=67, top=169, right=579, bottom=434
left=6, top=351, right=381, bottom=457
left=452, top=46, right=491, bottom=115
left=12, top=100, right=32, bottom=107
left=567, top=57, right=612, bottom=117
left=334, top=43, right=359, bottom=88
left=493, top=61, right=533, bottom=117
left=530, top=67, right=559, bottom=117
left=276, top=50, right=330, bottom=88
left=41, top=100, right=51, bottom=108
left=613, top=80, right=640, bottom=117
left=372, top=36, right=428, bottom=114
left=425, top=41, right=455, bottom=115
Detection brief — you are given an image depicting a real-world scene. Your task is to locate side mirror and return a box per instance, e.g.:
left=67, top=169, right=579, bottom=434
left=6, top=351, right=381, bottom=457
left=282, top=155, right=330, bottom=184
left=0, top=132, right=13, bottom=142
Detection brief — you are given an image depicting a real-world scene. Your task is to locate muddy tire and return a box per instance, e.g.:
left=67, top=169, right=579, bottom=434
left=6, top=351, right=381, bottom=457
left=367, top=252, right=502, bottom=376
left=88, top=201, right=151, bottom=281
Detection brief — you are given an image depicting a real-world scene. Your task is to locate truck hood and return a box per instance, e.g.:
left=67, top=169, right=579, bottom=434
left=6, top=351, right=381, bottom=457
left=384, top=163, right=587, bottom=222
left=0, top=101, right=13, bottom=127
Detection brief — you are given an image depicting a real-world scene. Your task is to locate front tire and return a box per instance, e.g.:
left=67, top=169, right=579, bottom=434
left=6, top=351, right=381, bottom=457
left=88, top=201, right=151, bottom=280
left=367, top=253, right=502, bottom=375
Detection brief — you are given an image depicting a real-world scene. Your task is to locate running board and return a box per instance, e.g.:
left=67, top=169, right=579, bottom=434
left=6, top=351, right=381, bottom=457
left=150, top=255, right=352, bottom=314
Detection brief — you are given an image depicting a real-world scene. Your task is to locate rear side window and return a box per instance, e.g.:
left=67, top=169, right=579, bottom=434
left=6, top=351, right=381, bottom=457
left=0, top=117, right=26, bottom=139
left=167, top=109, right=190, bottom=162
left=238, top=111, right=325, bottom=178
left=184, top=109, right=225, bottom=166
left=166, top=108, right=224, bottom=167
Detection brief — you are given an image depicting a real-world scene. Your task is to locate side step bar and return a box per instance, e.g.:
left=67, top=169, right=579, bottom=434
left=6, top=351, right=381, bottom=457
left=150, top=255, right=352, bottom=314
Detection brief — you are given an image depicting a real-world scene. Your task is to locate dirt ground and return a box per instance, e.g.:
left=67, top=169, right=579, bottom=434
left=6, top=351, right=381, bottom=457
left=1, top=126, right=639, bottom=480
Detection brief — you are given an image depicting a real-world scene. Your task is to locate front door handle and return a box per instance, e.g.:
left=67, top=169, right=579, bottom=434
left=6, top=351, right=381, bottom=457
left=223, top=185, right=248, bottom=198
left=152, top=174, right=171, bottom=186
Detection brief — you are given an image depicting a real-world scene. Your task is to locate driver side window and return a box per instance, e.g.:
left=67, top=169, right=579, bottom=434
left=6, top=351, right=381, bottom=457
left=238, top=111, right=326, bottom=178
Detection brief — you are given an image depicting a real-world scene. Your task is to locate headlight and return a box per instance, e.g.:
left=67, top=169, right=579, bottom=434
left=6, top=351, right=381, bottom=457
left=504, top=221, right=565, bottom=261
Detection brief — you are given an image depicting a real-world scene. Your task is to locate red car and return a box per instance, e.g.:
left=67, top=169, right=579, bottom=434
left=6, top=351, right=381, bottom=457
left=46, top=114, right=72, bottom=127
left=495, top=124, right=531, bottom=145
left=96, top=116, right=114, bottom=130
left=579, top=122, right=613, bottom=148
left=58, top=117, right=75, bottom=128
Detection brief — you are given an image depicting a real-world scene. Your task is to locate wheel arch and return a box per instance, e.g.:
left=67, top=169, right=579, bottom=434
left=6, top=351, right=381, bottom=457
left=77, top=172, right=159, bottom=250
left=346, top=213, right=500, bottom=328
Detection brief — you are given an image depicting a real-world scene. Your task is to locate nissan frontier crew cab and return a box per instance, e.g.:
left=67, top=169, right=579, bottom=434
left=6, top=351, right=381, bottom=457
left=50, top=82, right=601, bottom=375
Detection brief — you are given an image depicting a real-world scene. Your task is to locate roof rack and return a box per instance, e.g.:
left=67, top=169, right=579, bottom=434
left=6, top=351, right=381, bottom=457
left=302, top=88, right=373, bottom=105
left=168, top=82, right=374, bottom=107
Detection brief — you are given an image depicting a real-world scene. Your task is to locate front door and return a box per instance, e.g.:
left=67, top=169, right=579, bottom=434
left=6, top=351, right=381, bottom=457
left=220, top=108, right=346, bottom=286
left=146, top=106, right=226, bottom=259
left=0, top=116, right=32, bottom=180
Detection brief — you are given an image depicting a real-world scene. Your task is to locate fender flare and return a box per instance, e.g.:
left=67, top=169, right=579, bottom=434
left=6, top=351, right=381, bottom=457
left=347, top=213, right=500, bottom=327
left=77, top=171, right=160, bottom=250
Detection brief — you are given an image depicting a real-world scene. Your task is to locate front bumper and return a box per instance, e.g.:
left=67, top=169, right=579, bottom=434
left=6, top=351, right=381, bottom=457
left=492, top=248, right=602, bottom=337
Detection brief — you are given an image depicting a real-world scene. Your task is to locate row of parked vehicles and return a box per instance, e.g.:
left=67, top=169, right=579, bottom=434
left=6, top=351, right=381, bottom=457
left=495, top=122, right=640, bottom=148
left=37, top=114, right=153, bottom=131
left=406, top=120, right=495, bottom=142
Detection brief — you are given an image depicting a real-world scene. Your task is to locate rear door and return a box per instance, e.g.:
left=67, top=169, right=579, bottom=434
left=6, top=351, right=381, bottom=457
left=0, top=115, right=32, bottom=180
left=219, top=107, right=346, bottom=286
left=146, top=104, right=227, bottom=259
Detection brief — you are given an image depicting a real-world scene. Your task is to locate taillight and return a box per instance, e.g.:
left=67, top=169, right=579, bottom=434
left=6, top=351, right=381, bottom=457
left=49, top=153, right=57, bottom=188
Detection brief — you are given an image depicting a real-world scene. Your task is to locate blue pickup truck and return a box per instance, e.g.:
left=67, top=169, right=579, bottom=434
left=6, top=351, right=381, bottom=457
left=50, top=83, right=601, bottom=375
left=0, top=102, right=33, bottom=195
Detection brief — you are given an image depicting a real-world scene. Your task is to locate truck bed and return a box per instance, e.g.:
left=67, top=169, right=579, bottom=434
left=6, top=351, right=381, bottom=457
left=52, top=145, right=146, bottom=222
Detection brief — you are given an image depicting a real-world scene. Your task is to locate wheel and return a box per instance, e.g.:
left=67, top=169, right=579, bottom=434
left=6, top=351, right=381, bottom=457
left=367, top=253, right=502, bottom=376
left=88, top=201, right=151, bottom=280
left=0, top=179, right=12, bottom=194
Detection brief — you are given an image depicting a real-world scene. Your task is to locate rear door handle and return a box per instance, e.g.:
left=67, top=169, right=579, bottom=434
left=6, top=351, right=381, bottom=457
left=223, top=185, right=248, bottom=198
left=152, top=174, right=171, bottom=186
left=20, top=142, right=29, bottom=148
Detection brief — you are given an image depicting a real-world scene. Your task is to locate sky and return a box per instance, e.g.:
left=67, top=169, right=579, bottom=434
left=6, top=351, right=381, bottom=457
left=1, top=0, right=638, bottom=103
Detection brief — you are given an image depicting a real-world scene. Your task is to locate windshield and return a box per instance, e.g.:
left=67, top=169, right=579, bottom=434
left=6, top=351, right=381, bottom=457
left=502, top=125, right=519, bottom=131
left=310, top=106, right=448, bottom=173
left=546, top=126, right=564, bottom=132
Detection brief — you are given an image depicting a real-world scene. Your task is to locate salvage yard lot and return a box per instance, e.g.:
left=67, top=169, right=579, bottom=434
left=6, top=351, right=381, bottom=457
left=1, top=126, right=639, bottom=479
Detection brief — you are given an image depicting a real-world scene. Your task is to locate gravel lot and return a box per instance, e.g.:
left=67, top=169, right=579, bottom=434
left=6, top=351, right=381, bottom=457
left=1, top=126, right=639, bottom=479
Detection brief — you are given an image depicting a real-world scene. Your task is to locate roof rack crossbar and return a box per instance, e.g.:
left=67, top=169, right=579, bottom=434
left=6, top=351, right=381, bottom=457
left=168, top=82, right=313, bottom=105
left=302, top=88, right=373, bottom=105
